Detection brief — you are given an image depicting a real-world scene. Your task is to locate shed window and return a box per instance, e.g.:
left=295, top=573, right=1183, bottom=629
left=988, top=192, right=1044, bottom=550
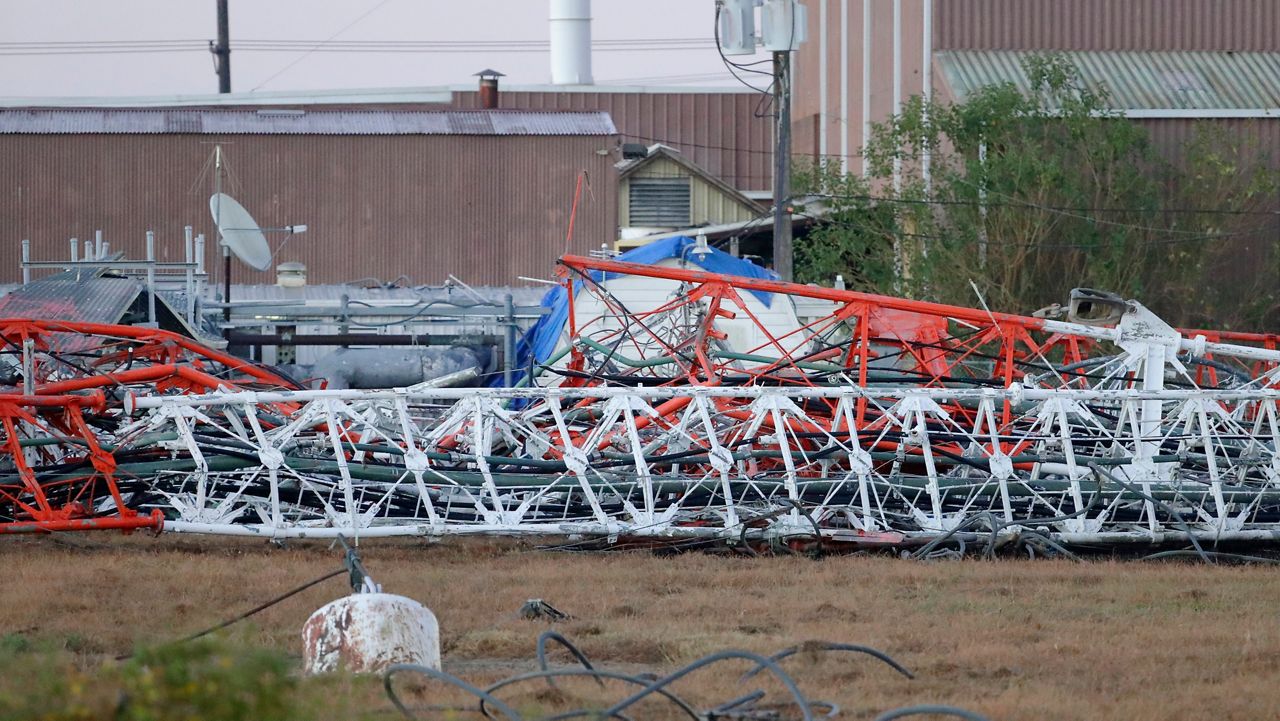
left=629, top=178, right=691, bottom=227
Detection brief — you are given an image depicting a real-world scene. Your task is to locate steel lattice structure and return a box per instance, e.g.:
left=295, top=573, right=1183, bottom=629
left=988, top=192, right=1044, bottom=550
left=6, top=258, right=1280, bottom=553
left=0, top=320, right=299, bottom=534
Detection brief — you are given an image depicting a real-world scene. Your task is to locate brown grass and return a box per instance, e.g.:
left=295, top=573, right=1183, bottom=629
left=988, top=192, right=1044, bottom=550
left=3, top=534, right=1279, bottom=720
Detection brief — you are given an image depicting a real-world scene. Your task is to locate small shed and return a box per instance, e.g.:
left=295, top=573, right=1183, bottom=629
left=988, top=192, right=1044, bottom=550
left=617, top=144, right=765, bottom=241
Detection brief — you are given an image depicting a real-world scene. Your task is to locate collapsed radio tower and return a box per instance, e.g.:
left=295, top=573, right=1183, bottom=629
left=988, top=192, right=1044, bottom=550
left=4, top=256, right=1280, bottom=555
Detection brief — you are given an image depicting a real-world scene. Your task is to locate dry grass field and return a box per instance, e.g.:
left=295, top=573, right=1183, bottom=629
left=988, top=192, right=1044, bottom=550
left=2, top=534, right=1279, bottom=720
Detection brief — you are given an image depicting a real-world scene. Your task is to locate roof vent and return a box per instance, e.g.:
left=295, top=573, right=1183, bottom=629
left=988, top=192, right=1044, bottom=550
left=621, top=143, right=649, bottom=159
left=276, top=261, right=307, bottom=288
left=474, top=69, right=504, bottom=109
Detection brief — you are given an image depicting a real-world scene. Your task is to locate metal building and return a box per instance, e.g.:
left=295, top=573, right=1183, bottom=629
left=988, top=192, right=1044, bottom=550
left=791, top=0, right=1280, bottom=175
left=0, top=108, right=618, bottom=286
left=12, top=83, right=779, bottom=197
left=617, top=143, right=765, bottom=243
left=452, top=86, right=774, bottom=194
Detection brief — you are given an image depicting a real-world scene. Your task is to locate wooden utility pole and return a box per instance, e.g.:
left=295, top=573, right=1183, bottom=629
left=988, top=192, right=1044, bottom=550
left=771, top=49, right=792, bottom=281
left=212, top=0, right=231, bottom=93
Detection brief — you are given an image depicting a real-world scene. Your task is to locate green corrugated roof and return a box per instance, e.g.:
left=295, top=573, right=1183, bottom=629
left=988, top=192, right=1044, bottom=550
left=937, top=51, right=1280, bottom=111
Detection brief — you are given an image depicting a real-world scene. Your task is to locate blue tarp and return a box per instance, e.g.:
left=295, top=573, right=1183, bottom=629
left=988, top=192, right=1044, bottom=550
left=498, top=236, right=779, bottom=387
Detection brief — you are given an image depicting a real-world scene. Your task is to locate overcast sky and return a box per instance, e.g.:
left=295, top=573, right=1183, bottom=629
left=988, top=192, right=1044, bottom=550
left=0, top=0, right=771, bottom=97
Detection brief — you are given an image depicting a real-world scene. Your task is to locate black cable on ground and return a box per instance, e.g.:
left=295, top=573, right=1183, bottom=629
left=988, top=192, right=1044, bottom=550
left=601, top=649, right=815, bottom=721
left=1087, top=463, right=1213, bottom=564
left=1142, top=549, right=1280, bottom=565
left=874, top=704, right=993, bottom=721
left=115, top=567, right=346, bottom=660
left=385, top=663, right=522, bottom=721
left=536, top=630, right=604, bottom=688
left=481, top=668, right=702, bottom=721
left=777, top=498, right=826, bottom=559
left=741, top=642, right=915, bottom=681
left=384, top=631, right=980, bottom=721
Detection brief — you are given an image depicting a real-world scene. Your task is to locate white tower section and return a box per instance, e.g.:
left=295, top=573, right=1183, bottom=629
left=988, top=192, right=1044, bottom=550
left=550, top=0, right=593, bottom=85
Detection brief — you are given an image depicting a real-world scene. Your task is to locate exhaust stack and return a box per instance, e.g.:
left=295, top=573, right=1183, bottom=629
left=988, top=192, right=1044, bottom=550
left=475, top=69, right=504, bottom=108
left=549, top=0, right=593, bottom=85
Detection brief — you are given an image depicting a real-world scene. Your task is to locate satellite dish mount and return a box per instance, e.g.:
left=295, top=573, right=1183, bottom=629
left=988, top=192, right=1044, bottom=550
left=208, top=145, right=306, bottom=341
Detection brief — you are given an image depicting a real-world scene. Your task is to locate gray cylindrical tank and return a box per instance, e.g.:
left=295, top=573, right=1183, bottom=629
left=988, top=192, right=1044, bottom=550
left=312, top=346, right=487, bottom=389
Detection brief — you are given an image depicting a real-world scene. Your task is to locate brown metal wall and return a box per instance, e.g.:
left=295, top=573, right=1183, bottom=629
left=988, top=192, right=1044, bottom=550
left=934, top=0, right=1280, bottom=51
left=454, top=90, right=774, bottom=192
left=0, top=133, right=618, bottom=286
left=794, top=0, right=1279, bottom=172
left=1145, top=118, right=1280, bottom=174
left=1142, top=118, right=1280, bottom=322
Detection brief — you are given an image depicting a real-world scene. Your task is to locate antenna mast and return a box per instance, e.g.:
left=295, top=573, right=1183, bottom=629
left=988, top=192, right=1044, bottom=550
left=215, top=146, right=233, bottom=338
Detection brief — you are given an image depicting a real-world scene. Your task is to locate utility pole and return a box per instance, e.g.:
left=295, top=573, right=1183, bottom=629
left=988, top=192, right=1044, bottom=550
left=212, top=0, right=231, bottom=93
left=771, top=49, right=792, bottom=281
left=717, top=0, right=805, bottom=280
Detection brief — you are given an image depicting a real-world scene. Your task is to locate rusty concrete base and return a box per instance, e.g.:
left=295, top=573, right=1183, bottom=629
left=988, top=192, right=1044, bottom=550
left=302, top=593, right=440, bottom=674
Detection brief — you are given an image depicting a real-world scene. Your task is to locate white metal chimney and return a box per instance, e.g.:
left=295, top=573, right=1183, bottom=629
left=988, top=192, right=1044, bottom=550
left=549, top=0, right=593, bottom=85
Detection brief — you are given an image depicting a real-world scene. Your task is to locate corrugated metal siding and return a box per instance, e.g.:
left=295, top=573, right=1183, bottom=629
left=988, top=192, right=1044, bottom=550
left=938, top=51, right=1280, bottom=109
left=934, top=0, right=1280, bottom=52
left=794, top=0, right=1280, bottom=171
left=1143, top=118, right=1280, bottom=322
left=454, top=90, right=773, bottom=191
left=0, top=278, right=141, bottom=323
left=0, top=109, right=616, bottom=136
left=1, top=133, right=617, bottom=286
left=1144, top=117, right=1280, bottom=172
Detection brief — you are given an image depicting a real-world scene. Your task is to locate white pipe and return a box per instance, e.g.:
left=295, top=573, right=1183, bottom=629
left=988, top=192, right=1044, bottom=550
left=145, top=230, right=157, bottom=324
left=860, top=0, right=871, bottom=177
left=162, top=521, right=736, bottom=539
left=184, top=225, right=195, bottom=324
left=840, top=0, right=849, bottom=172
left=1121, top=108, right=1279, bottom=119
left=891, top=0, right=901, bottom=193
left=549, top=0, right=593, bottom=85
left=819, top=0, right=828, bottom=160
left=159, top=521, right=1280, bottom=544
left=921, top=0, right=932, bottom=192
left=128, top=383, right=1280, bottom=412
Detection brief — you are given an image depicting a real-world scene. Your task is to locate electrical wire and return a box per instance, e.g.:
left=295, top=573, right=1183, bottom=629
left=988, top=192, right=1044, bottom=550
left=790, top=206, right=1276, bottom=250
left=713, top=2, right=776, bottom=99
left=801, top=191, right=1280, bottom=219
left=0, top=38, right=725, bottom=56
left=251, top=0, right=397, bottom=91
left=115, top=567, right=346, bottom=660
left=384, top=629, right=985, bottom=721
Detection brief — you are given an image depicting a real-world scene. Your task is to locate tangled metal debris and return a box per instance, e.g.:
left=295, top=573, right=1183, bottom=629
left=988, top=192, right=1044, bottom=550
left=6, top=256, right=1280, bottom=554
left=383, top=630, right=989, bottom=721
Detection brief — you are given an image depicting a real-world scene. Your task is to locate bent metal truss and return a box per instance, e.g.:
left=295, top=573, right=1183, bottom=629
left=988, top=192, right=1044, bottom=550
left=5, top=256, right=1280, bottom=553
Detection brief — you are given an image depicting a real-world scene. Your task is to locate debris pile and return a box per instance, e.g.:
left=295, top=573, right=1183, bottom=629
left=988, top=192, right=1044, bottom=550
left=5, top=257, right=1280, bottom=554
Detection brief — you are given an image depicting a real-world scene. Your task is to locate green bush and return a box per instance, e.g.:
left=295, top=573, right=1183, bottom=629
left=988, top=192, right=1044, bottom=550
left=115, top=639, right=295, bottom=721
left=0, top=637, right=381, bottom=721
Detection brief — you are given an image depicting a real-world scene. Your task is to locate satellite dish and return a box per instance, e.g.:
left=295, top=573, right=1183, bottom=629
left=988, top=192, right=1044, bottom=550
left=209, top=192, right=272, bottom=271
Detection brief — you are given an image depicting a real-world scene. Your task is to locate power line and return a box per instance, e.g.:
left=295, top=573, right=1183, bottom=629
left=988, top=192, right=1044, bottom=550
left=0, top=37, right=719, bottom=47
left=0, top=38, right=726, bottom=56
left=792, top=207, right=1279, bottom=250
left=250, top=0, right=397, bottom=91
left=802, top=191, right=1280, bottom=218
